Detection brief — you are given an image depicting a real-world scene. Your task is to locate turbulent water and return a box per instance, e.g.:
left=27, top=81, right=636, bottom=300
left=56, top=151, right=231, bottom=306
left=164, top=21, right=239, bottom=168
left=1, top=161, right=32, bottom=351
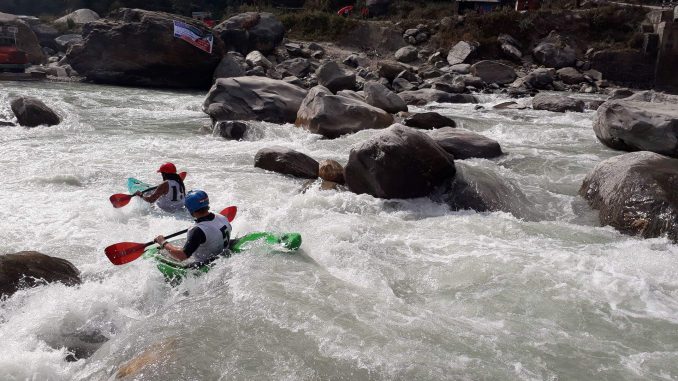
left=1, top=81, right=677, bottom=381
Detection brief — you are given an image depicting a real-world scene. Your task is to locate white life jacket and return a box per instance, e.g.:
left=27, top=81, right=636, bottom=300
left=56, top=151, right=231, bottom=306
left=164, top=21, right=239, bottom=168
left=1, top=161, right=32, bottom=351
left=156, top=179, right=185, bottom=212
left=190, top=213, right=232, bottom=263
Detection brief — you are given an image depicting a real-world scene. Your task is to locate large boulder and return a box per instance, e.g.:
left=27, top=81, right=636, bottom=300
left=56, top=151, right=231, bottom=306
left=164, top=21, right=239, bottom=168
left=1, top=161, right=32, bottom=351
left=254, top=146, right=319, bottom=179
left=213, top=12, right=284, bottom=55
left=316, top=61, right=356, bottom=93
left=470, top=60, right=516, bottom=85
left=66, top=8, right=224, bottom=89
left=55, top=34, right=83, bottom=51
left=556, top=67, right=586, bottom=85
left=398, top=89, right=477, bottom=105
left=0, top=251, right=80, bottom=297
left=344, top=124, right=456, bottom=199
left=54, top=9, right=100, bottom=27
left=532, top=42, right=576, bottom=69
left=245, top=50, right=272, bottom=69
left=395, top=46, right=418, bottom=63
left=295, top=86, right=394, bottom=139
left=213, top=52, right=247, bottom=80
left=204, top=76, right=308, bottom=124
left=447, top=41, right=478, bottom=65
left=0, top=12, right=45, bottom=64
left=593, top=97, right=678, bottom=157
left=363, top=81, right=408, bottom=113
left=428, top=128, right=503, bottom=159
left=590, top=49, right=655, bottom=86
left=532, top=93, right=584, bottom=113
left=377, top=60, right=410, bottom=81
left=523, top=68, right=555, bottom=89
left=579, top=151, right=678, bottom=242
left=404, top=112, right=456, bottom=129
left=10, top=97, right=61, bottom=127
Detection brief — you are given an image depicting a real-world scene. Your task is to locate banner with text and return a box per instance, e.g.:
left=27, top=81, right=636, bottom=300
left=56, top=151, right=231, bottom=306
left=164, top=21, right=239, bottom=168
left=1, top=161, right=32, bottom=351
left=173, top=20, right=213, bottom=54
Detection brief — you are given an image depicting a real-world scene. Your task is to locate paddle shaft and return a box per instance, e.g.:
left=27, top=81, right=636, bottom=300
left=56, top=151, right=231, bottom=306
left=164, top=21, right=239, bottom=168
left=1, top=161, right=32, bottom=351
left=140, top=228, right=188, bottom=249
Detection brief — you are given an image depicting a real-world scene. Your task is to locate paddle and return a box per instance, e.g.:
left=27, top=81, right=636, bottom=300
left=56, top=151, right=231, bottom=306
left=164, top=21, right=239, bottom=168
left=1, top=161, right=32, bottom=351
left=109, top=171, right=187, bottom=208
left=104, top=206, right=237, bottom=265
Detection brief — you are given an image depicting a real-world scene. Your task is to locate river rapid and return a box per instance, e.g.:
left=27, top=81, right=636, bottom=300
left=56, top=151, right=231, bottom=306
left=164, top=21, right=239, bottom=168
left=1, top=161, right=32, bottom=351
left=1, top=81, right=677, bottom=381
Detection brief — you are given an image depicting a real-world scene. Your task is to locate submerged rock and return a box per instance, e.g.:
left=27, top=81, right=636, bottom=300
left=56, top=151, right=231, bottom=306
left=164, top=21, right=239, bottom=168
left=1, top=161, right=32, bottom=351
left=0, top=251, right=80, bottom=297
left=403, top=112, right=456, bottom=129
left=214, top=121, right=248, bottom=140
left=318, top=159, right=345, bottom=184
left=10, top=97, right=61, bottom=127
left=579, top=151, right=678, bottom=242
left=296, top=85, right=394, bottom=139
left=254, top=146, right=319, bottom=179
left=344, top=124, right=455, bottom=199
left=203, top=76, right=307, bottom=124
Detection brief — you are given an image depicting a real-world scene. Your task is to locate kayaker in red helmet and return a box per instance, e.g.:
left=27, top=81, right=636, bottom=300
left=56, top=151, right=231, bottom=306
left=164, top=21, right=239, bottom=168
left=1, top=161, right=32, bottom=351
left=135, top=162, right=186, bottom=212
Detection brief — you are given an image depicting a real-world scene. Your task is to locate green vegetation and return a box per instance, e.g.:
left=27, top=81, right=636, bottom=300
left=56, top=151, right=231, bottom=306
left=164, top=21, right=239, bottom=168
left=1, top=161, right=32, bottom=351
left=279, top=10, right=359, bottom=41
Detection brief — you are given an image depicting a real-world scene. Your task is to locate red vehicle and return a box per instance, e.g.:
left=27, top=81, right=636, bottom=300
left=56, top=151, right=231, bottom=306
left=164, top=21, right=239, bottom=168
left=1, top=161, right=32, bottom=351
left=0, top=27, right=29, bottom=73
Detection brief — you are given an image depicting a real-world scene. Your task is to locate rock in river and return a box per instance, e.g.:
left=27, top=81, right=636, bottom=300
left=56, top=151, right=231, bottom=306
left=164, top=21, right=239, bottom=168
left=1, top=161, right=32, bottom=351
left=254, top=146, right=319, bottom=179
left=1, top=251, right=80, bottom=297
left=10, top=97, right=61, bottom=127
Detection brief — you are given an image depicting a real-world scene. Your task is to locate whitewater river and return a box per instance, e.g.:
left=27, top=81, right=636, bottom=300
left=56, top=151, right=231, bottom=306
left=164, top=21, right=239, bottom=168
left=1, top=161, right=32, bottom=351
left=1, top=81, right=677, bottom=381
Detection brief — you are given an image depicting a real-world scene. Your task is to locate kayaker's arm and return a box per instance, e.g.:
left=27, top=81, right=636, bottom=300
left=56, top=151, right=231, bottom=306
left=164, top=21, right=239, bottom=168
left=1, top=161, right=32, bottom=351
left=136, top=181, right=169, bottom=203
left=154, top=235, right=188, bottom=261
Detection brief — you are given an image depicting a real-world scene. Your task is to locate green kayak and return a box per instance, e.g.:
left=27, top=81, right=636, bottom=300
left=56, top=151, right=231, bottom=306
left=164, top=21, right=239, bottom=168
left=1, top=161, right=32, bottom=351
left=127, top=177, right=153, bottom=194
left=142, top=232, right=302, bottom=281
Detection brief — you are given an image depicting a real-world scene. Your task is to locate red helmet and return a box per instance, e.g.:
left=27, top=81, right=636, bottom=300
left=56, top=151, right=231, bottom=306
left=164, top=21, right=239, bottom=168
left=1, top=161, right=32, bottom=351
left=157, top=162, right=177, bottom=174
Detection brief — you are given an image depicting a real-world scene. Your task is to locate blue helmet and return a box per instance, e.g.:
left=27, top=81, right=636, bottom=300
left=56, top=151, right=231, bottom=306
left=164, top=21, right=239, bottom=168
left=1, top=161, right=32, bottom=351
left=185, top=190, right=209, bottom=213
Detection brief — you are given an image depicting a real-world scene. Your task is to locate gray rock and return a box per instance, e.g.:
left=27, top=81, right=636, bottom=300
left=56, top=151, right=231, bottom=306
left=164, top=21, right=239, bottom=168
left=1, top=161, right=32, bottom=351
left=10, top=97, right=61, bottom=127
left=296, top=85, right=394, bottom=138
left=378, top=60, right=409, bottom=80
left=245, top=50, right=272, bottom=69
left=501, top=43, right=522, bottom=61
left=447, top=41, right=478, bottom=65
left=213, top=52, right=247, bottom=80
left=497, top=34, right=522, bottom=48
left=399, top=89, right=477, bottom=105
left=336, top=90, right=366, bottom=102
left=254, top=146, right=319, bottom=179
left=404, top=112, right=456, bottom=129
left=1, top=251, right=80, bottom=297
left=214, top=12, right=284, bottom=55
left=276, top=57, right=311, bottom=78
left=593, top=97, right=678, bottom=157
left=344, top=124, right=456, bottom=199
left=429, top=127, right=503, bottom=159
left=532, top=93, right=584, bottom=113
left=204, top=76, right=308, bottom=123
left=54, top=9, right=99, bottom=26
left=55, top=34, right=83, bottom=50
left=470, top=60, right=516, bottom=85
left=533, top=42, right=576, bottom=69
left=316, top=61, right=356, bottom=93
left=556, top=67, right=586, bottom=85
left=579, top=151, right=678, bottom=242
left=392, top=77, right=416, bottom=93
left=608, top=88, right=634, bottom=100
left=524, top=68, right=555, bottom=89
left=449, top=64, right=471, bottom=74
left=363, top=81, right=408, bottom=113
left=395, top=46, right=418, bottom=63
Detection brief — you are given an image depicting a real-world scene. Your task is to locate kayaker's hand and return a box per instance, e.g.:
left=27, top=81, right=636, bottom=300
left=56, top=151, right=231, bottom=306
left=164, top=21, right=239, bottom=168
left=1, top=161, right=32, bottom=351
left=154, top=235, right=166, bottom=246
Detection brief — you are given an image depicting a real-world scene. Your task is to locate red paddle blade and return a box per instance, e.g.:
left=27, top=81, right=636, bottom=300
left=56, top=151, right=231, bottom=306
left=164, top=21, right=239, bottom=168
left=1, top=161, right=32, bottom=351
left=109, top=193, right=133, bottom=208
left=104, top=242, right=147, bottom=265
left=179, top=171, right=187, bottom=180
left=219, top=206, right=237, bottom=222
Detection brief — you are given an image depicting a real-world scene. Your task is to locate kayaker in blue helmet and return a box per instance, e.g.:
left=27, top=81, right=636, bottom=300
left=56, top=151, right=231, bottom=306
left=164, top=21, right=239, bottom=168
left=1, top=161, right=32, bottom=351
left=154, top=190, right=232, bottom=264
left=135, top=162, right=186, bottom=212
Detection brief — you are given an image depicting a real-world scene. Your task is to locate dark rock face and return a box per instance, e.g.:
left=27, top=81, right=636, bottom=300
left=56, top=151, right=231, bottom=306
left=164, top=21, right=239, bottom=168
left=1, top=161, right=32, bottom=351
left=296, top=86, right=394, bottom=139
left=344, top=124, right=456, bottom=199
left=403, top=112, right=456, bottom=129
left=532, top=42, right=576, bottom=69
left=593, top=97, right=678, bottom=157
left=579, top=151, right=678, bottom=242
left=429, top=128, right=503, bottom=159
left=363, top=81, right=408, bottom=113
left=10, top=97, right=61, bottom=127
left=0, top=251, right=80, bottom=297
left=66, top=8, right=225, bottom=89
left=315, top=61, right=356, bottom=93
left=590, top=49, right=655, bottom=85
left=254, top=146, right=319, bottom=179
left=470, top=60, right=516, bottom=85
left=203, top=76, right=308, bottom=124
left=532, top=93, right=584, bottom=113
left=213, top=12, right=284, bottom=55
left=30, top=23, right=60, bottom=51
left=398, top=89, right=477, bottom=105
left=214, top=121, right=248, bottom=140
left=318, top=159, right=345, bottom=183
left=213, top=52, right=247, bottom=80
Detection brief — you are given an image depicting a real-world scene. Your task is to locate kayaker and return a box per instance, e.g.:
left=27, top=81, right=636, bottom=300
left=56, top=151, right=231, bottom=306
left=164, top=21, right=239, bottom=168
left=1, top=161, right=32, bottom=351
left=135, top=162, right=186, bottom=212
left=154, top=190, right=233, bottom=264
